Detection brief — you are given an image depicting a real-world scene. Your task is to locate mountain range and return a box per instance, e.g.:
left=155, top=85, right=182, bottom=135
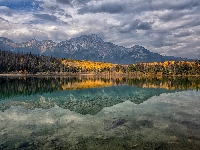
left=0, top=34, right=189, bottom=64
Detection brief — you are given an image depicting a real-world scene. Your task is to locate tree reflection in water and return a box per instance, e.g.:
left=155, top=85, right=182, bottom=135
left=0, top=76, right=199, bottom=115
left=0, top=76, right=199, bottom=100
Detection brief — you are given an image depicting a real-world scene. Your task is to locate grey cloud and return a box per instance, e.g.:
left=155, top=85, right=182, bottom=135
left=148, top=33, right=178, bottom=48
left=56, top=0, right=72, bottom=5
left=78, top=2, right=124, bottom=14
left=119, top=20, right=153, bottom=33
left=0, top=17, right=11, bottom=30
left=150, top=36, right=166, bottom=48
left=195, top=29, right=200, bottom=35
left=34, top=14, right=58, bottom=22
left=54, top=0, right=91, bottom=6
left=174, top=31, right=192, bottom=38
left=46, top=7, right=72, bottom=19
left=156, top=18, right=200, bottom=35
left=170, top=1, right=200, bottom=11
left=132, top=0, right=200, bottom=14
left=75, top=0, right=92, bottom=5
left=43, top=3, right=59, bottom=11
left=0, top=6, right=13, bottom=16
left=57, top=9, right=66, bottom=15
left=159, top=11, right=185, bottom=22
left=61, top=21, right=68, bottom=25
left=184, top=19, right=200, bottom=28
left=172, top=18, right=200, bottom=31
left=151, top=39, right=177, bottom=48
left=0, top=17, right=9, bottom=22
left=65, top=13, right=72, bottom=18
left=137, top=22, right=152, bottom=30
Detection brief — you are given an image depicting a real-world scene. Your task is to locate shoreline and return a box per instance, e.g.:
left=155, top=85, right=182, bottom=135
left=0, top=73, right=199, bottom=78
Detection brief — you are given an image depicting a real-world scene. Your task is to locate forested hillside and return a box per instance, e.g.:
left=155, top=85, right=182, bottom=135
left=0, top=50, right=199, bottom=76
left=0, top=50, right=62, bottom=74
left=0, top=50, right=115, bottom=74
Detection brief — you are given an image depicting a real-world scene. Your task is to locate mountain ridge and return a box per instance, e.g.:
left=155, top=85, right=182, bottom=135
left=0, top=34, right=191, bottom=64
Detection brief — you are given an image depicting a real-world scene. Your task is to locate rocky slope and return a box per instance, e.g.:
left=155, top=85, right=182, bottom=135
left=0, top=34, right=187, bottom=64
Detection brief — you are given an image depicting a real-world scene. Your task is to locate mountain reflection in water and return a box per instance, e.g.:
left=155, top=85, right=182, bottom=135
left=0, top=76, right=199, bottom=115
left=0, top=76, right=200, bottom=150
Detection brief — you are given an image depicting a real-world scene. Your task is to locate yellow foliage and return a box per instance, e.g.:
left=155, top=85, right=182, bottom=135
left=61, top=80, right=114, bottom=90
left=170, top=61, right=175, bottom=65
left=163, top=61, right=169, bottom=67
left=62, top=59, right=116, bottom=71
left=153, top=62, right=158, bottom=65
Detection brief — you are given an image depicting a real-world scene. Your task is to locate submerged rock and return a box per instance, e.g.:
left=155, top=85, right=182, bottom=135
left=105, top=118, right=127, bottom=131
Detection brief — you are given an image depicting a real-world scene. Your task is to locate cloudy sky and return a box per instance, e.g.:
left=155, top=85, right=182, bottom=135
left=0, top=0, right=200, bottom=59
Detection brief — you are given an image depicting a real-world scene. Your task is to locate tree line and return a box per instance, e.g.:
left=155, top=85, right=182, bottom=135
left=0, top=49, right=200, bottom=75
left=125, top=61, right=200, bottom=76
left=0, top=50, right=113, bottom=74
left=0, top=50, right=65, bottom=74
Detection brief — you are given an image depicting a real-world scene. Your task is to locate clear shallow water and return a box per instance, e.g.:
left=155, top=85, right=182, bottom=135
left=0, top=76, right=200, bottom=150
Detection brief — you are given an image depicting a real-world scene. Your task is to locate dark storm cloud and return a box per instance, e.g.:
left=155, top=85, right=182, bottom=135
left=34, top=13, right=58, bottom=22
left=119, top=20, right=153, bottom=33
left=78, top=2, right=124, bottom=14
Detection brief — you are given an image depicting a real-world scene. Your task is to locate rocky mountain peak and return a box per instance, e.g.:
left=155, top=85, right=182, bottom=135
left=0, top=37, right=14, bottom=43
left=30, top=38, right=37, bottom=42
left=0, top=35, right=188, bottom=64
left=68, top=34, right=103, bottom=44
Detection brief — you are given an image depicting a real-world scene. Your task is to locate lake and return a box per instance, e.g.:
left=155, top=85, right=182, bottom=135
left=0, top=76, right=200, bottom=150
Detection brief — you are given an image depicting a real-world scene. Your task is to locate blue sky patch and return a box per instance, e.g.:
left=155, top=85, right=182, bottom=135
left=0, top=0, right=43, bottom=11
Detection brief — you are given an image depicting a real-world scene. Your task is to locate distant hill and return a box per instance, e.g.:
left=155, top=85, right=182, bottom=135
left=0, top=34, right=191, bottom=64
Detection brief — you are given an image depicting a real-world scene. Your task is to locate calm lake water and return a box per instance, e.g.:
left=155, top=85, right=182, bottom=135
left=0, top=76, right=200, bottom=150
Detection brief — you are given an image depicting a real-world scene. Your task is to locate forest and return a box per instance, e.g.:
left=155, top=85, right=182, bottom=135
left=0, top=49, right=200, bottom=76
